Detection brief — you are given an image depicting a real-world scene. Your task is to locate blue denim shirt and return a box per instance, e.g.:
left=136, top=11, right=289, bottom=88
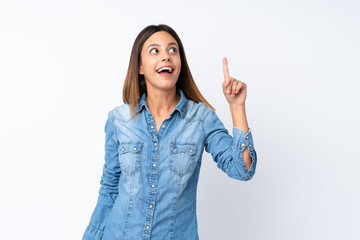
left=83, top=89, right=257, bottom=240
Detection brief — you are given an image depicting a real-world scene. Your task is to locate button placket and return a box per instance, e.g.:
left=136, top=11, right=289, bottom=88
left=144, top=111, right=159, bottom=237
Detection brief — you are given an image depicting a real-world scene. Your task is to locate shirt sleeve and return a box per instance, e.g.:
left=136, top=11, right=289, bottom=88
left=202, top=107, right=257, bottom=181
left=82, top=110, right=121, bottom=240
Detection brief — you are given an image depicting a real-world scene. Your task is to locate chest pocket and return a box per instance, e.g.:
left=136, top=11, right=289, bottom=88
left=169, top=143, right=197, bottom=177
left=118, top=142, right=143, bottom=175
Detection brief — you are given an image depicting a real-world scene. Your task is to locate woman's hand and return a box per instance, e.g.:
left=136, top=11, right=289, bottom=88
left=222, top=57, right=247, bottom=106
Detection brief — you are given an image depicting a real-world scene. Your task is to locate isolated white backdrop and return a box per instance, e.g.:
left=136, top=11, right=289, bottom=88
left=1, top=0, right=359, bottom=239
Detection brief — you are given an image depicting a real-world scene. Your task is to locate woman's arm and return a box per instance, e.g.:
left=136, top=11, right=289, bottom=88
left=82, top=110, right=121, bottom=240
left=202, top=57, right=256, bottom=180
left=222, top=57, right=252, bottom=171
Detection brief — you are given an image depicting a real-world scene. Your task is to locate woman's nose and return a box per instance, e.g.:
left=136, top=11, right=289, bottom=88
left=161, top=53, right=170, bottom=61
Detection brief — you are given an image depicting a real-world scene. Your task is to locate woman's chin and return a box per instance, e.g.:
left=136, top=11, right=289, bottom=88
left=145, top=79, right=178, bottom=92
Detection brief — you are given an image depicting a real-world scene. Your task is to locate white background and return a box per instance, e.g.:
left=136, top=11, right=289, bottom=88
left=1, top=0, right=359, bottom=239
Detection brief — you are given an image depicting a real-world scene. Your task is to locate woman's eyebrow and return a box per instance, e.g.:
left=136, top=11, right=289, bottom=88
left=146, top=42, right=178, bottom=50
left=168, top=42, right=178, bottom=47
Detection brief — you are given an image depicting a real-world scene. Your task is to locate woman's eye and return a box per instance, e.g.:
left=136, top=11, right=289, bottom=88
left=169, top=48, right=177, bottom=53
left=150, top=48, right=158, bottom=54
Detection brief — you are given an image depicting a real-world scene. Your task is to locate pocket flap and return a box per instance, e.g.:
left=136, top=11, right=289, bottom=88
left=170, top=143, right=196, bottom=155
left=119, top=142, right=143, bottom=154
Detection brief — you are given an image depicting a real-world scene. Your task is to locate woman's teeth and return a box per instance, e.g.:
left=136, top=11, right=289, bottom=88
left=157, top=67, right=173, bottom=73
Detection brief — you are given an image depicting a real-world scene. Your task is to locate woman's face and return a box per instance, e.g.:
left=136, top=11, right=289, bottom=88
left=139, top=31, right=181, bottom=93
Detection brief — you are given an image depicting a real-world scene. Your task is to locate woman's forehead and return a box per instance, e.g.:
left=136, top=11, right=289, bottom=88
left=144, top=31, right=178, bottom=47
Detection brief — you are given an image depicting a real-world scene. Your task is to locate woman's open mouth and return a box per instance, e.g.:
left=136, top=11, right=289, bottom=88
left=156, top=66, right=173, bottom=76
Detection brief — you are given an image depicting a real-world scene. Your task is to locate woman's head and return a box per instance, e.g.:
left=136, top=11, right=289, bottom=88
left=123, top=24, right=214, bottom=116
left=138, top=30, right=182, bottom=94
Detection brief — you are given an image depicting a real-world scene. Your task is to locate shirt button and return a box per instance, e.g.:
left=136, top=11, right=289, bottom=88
left=174, top=149, right=177, bottom=152
left=189, top=150, right=192, bottom=153
left=150, top=126, right=154, bottom=129
left=249, top=144, right=252, bottom=147
left=246, top=136, right=249, bottom=139
left=152, top=184, right=155, bottom=188
left=133, top=147, right=137, bottom=151
left=241, top=143, right=245, bottom=147
left=146, top=225, right=150, bottom=229
left=153, top=163, right=156, bottom=167
left=162, top=125, right=165, bottom=128
left=154, top=143, right=157, bottom=146
left=149, top=205, right=153, bottom=208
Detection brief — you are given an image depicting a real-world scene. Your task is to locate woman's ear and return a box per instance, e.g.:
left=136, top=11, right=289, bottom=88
left=139, top=65, right=144, bottom=75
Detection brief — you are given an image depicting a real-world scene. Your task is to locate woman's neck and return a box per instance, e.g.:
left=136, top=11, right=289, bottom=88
left=146, top=88, right=180, bottom=118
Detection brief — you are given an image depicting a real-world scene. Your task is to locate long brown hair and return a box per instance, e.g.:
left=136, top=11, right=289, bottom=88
left=123, top=24, right=215, bottom=117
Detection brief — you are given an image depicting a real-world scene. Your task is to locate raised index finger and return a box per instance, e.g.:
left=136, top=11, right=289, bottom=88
left=223, top=57, right=230, bottom=81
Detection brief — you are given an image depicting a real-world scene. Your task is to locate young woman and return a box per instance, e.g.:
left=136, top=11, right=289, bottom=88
left=82, top=24, right=257, bottom=240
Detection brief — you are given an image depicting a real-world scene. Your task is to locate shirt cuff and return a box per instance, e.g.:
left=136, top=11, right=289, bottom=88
left=232, top=127, right=254, bottom=152
left=232, top=127, right=257, bottom=179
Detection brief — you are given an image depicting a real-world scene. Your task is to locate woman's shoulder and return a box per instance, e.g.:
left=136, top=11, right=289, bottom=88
left=107, top=103, right=132, bottom=123
left=184, top=100, right=213, bottom=121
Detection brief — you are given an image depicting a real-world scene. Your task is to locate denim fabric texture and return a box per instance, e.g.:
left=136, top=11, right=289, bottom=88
left=82, top=89, right=257, bottom=240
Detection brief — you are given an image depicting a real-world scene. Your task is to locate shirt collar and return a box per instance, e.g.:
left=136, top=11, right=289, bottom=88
left=137, top=89, right=187, bottom=117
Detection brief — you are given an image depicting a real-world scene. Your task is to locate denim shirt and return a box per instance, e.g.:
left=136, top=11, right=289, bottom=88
left=83, top=89, right=257, bottom=240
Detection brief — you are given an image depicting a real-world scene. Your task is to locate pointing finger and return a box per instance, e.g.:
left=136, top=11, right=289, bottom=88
left=223, top=57, right=230, bottom=81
